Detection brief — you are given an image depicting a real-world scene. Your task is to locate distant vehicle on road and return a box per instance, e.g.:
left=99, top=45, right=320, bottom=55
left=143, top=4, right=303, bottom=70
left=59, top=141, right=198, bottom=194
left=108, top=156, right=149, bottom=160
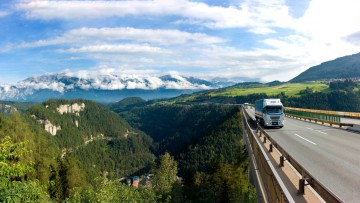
left=255, top=99, right=284, bottom=128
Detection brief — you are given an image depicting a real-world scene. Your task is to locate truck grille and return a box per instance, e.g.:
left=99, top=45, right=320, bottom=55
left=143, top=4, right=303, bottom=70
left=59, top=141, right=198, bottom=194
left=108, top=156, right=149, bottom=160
left=271, top=116, right=280, bottom=120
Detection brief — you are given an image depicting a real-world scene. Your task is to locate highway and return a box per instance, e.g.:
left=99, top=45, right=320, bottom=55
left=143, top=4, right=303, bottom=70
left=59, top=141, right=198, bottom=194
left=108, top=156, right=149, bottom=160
left=246, top=108, right=360, bottom=202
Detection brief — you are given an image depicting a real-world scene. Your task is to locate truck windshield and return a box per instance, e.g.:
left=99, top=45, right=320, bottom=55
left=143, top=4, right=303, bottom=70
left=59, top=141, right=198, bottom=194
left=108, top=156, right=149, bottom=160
left=266, top=106, right=283, bottom=114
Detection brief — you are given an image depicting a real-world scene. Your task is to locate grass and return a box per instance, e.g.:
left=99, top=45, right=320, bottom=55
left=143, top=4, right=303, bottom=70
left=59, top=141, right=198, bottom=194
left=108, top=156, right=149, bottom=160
left=208, top=82, right=329, bottom=97
left=153, top=82, right=330, bottom=105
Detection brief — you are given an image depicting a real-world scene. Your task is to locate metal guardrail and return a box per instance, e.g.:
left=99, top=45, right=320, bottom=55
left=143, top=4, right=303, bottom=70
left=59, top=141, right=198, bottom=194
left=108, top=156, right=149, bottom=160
left=242, top=107, right=294, bottom=203
left=242, top=108, right=343, bottom=203
left=285, top=107, right=360, bottom=119
left=285, top=109, right=341, bottom=126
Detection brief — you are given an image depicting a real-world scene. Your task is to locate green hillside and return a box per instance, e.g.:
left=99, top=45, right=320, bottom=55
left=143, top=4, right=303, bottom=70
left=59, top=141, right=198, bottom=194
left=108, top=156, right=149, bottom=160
left=108, top=97, right=147, bottom=112
left=26, top=99, right=155, bottom=183
left=149, top=82, right=329, bottom=107
left=111, top=102, right=257, bottom=202
left=209, top=82, right=328, bottom=97
left=290, top=52, right=360, bottom=82
left=113, top=103, right=237, bottom=155
left=144, top=79, right=360, bottom=112
left=0, top=101, right=37, bottom=114
left=0, top=100, right=157, bottom=201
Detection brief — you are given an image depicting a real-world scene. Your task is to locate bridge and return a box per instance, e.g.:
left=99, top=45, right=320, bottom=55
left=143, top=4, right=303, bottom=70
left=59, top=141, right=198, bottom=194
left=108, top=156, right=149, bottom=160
left=242, top=105, right=360, bottom=203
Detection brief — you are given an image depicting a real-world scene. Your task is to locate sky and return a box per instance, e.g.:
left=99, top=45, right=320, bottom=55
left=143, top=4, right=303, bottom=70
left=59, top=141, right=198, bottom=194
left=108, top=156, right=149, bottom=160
left=0, top=0, right=360, bottom=84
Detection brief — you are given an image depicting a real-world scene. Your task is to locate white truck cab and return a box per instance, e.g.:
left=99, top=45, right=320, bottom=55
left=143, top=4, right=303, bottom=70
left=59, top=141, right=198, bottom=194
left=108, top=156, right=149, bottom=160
left=255, top=99, right=284, bottom=128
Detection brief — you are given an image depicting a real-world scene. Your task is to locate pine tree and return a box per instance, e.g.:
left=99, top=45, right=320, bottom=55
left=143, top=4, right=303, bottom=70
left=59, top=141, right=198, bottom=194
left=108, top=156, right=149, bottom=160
left=152, top=152, right=178, bottom=201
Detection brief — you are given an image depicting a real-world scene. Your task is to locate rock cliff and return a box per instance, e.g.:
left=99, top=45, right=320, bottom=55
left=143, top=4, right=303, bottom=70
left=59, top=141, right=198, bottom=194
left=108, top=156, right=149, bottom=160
left=57, top=103, right=85, bottom=116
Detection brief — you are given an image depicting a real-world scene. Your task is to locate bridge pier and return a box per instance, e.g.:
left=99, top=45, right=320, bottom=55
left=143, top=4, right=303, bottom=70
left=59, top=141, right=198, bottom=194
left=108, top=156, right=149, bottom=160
left=269, top=144, right=273, bottom=153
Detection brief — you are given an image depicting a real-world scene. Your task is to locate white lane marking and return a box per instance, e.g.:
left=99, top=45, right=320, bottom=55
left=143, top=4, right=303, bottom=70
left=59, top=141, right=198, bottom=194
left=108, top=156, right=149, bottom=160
left=317, top=131, right=328, bottom=135
left=306, top=126, right=328, bottom=135
left=294, top=133, right=317, bottom=145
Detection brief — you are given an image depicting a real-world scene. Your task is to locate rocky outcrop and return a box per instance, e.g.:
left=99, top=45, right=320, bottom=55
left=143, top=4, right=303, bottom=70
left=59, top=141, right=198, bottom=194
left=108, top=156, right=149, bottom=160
left=0, top=104, right=17, bottom=114
left=124, top=129, right=138, bottom=138
left=31, top=115, right=61, bottom=136
left=57, top=103, right=85, bottom=116
left=84, top=133, right=104, bottom=145
left=44, top=120, right=61, bottom=136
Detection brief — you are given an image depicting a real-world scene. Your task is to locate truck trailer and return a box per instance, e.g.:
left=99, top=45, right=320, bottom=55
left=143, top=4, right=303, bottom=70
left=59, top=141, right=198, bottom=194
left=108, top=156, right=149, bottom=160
left=255, top=99, right=284, bottom=128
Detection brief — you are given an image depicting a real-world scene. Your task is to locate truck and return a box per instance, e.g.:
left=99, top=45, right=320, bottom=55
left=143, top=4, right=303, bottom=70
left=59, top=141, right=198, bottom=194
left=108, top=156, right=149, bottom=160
left=255, top=99, right=284, bottom=128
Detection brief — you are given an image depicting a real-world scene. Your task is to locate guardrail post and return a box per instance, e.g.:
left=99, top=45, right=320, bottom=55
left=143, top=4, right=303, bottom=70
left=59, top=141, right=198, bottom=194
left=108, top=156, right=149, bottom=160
left=298, top=179, right=305, bottom=195
left=269, top=144, right=273, bottom=153
left=279, top=156, right=284, bottom=167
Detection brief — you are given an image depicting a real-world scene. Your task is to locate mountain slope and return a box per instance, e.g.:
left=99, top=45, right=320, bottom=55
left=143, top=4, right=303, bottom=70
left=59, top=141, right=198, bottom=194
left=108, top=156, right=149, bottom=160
left=112, top=102, right=238, bottom=156
left=26, top=99, right=155, bottom=181
left=110, top=100, right=257, bottom=202
left=290, top=52, right=360, bottom=82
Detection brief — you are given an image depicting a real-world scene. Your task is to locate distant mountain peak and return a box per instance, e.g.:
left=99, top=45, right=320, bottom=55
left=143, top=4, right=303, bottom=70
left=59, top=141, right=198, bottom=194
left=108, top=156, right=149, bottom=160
left=0, top=72, right=240, bottom=102
left=17, top=72, right=214, bottom=92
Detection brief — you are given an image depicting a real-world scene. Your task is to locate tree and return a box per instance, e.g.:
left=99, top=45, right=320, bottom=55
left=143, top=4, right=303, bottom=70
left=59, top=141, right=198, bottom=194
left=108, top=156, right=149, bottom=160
left=59, top=155, right=86, bottom=199
left=152, top=152, right=178, bottom=201
left=0, top=136, right=49, bottom=202
left=299, top=87, right=313, bottom=95
left=67, top=177, right=157, bottom=203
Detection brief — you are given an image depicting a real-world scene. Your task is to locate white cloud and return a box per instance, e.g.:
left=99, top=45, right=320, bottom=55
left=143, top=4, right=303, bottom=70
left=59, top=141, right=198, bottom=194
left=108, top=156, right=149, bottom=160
left=257, top=0, right=360, bottom=81
left=16, top=0, right=293, bottom=32
left=0, top=11, right=9, bottom=18
left=297, top=0, right=360, bottom=40
left=12, top=0, right=360, bottom=83
left=12, top=69, right=213, bottom=91
left=187, top=45, right=302, bottom=81
left=19, top=27, right=225, bottom=48
left=62, top=44, right=170, bottom=55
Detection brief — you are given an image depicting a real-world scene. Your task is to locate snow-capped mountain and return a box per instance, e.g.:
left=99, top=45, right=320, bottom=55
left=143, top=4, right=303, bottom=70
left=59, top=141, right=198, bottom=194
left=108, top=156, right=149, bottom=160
left=0, top=72, right=238, bottom=103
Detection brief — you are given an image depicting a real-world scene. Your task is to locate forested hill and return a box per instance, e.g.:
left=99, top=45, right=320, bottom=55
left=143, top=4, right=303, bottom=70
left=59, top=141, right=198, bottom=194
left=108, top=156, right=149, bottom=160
left=114, top=103, right=237, bottom=156
left=290, top=52, right=360, bottom=82
left=111, top=102, right=257, bottom=202
left=26, top=99, right=154, bottom=184
left=27, top=99, right=135, bottom=148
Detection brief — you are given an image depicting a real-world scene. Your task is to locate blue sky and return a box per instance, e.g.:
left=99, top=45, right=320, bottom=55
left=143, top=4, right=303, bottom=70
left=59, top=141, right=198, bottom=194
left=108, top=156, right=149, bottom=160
left=0, top=0, right=360, bottom=84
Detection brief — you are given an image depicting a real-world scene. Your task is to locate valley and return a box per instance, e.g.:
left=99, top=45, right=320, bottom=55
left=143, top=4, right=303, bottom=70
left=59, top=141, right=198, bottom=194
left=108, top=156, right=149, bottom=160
left=1, top=52, right=360, bottom=202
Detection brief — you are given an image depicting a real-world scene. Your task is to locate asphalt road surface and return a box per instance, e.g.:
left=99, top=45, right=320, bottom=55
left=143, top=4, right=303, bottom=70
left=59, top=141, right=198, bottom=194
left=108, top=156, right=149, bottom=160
left=246, top=108, right=360, bottom=202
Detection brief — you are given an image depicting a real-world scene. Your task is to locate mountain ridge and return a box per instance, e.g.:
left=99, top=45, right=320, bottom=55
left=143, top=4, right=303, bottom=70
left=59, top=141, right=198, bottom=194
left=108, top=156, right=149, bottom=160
left=290, top=52, right=360, bottom=82
left=0, top=73, right=240, bottom=103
